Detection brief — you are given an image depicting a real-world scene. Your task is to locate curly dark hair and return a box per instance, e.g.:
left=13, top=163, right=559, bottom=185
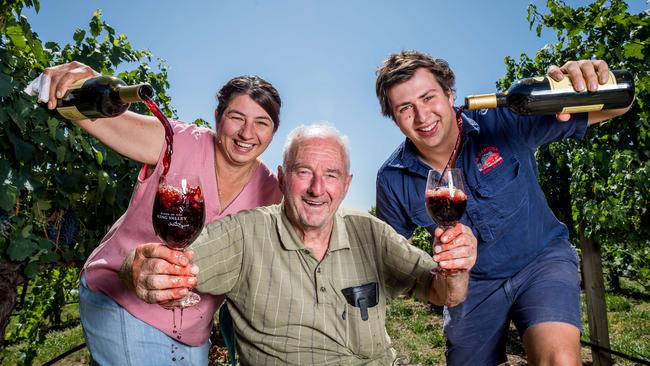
left=375, top=50, right=456, bottom=120
left=215, top=75, right=282, bottom=132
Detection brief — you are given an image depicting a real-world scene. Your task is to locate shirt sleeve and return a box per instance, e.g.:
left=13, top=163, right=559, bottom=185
left=191, top=214, right=245, bottom=295
left=377, top=220, right=435, bottom=301
left=488, top=108, right=589, bottom=149
left=376, top=172, right=416, bottom=239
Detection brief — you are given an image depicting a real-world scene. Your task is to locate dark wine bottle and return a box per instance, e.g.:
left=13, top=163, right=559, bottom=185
left=53, top=76, right=154, bottom=121
left=464, top=70, right=634, bottom=115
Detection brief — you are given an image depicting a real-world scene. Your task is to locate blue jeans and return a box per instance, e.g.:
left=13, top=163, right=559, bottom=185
left=444, top=240, right=581, bottom=366
left=79, top=274, right=209, bottom=365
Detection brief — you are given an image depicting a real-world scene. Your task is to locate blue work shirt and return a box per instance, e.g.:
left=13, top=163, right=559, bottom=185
left=376, top=107, right=588, bottom=279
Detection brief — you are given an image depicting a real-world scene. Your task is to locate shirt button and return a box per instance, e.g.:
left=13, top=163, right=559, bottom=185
left=316, top=268, right=321, bottom=273
left=320, top=286, right=326, bottom=292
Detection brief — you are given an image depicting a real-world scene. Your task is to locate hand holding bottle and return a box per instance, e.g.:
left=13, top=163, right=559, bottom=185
left=26, top=61, right=153, bottom=121
left=464, top=59, right=633, bottom=122
left=25, top=61, right=163, bottom=165
left=40, top=61, right=101, bottom=109
left=547, top=59, right=612, bottom=121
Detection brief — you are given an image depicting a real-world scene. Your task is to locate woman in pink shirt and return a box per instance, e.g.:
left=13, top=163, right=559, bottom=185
left=43, top=62, right=283, bottom=365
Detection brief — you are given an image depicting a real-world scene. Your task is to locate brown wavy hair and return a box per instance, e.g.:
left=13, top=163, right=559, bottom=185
left=375, top=50, right=456, bottom=120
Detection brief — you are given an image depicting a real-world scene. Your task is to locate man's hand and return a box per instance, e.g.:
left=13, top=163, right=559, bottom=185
left=428, top=223, right=477, bottom=307
left=547, top=59, right=611, bottom=122
left=432, top=223, right=477, bottom=272
left=119, top=243, right=199, bottom=304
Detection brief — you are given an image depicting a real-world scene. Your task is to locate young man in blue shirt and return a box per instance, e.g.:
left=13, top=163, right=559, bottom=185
left=374, top=51, right=631, bottom=365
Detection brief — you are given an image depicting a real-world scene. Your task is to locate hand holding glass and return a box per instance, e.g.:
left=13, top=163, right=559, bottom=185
left=425, top=168, right=467, bottom=274
left=152, top=174, right=205, bottom=308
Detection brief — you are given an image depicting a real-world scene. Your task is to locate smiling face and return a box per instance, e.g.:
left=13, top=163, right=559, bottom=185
left=279, top=136, right=352, bottom=237
left=387, top=67, right=458, bottom=160
left=214, top=94, right=275, bottom=167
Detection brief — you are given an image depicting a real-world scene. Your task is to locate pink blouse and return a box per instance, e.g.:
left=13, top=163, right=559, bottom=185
left=83, top=122, right=282, bottom=346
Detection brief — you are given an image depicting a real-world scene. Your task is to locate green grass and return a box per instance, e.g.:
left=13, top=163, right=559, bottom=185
left=385, top=289, right=650, bottom=366
left=2, top=288, right=649, bottom=365
left=1, top=302, right=89, bottom=366
left=1, top=325, right=90, bottom=366
left=386, top=298, right=446, bottom=365
left=601, top=301, right=650, bottom=364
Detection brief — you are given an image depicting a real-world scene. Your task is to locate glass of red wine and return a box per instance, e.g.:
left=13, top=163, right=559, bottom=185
left=425, top=168, right=468, bottom=274
left=152, top=173, right=205, bottom=308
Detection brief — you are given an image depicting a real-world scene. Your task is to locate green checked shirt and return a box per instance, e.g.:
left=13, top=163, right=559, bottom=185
left=192, top=204, right=436, bottom=365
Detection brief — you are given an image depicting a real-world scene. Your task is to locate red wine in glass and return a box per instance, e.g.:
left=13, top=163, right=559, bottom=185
left=425, top=168, right=467, bottom=275
left=425, top=168, right=467, bottom=229
left=425, top=188, right=467, bottom=228
left=152, top=173, right=205, bottom=307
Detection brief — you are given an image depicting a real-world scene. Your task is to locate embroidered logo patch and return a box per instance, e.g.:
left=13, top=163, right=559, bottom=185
left=475, top=147, right=504, bottom=174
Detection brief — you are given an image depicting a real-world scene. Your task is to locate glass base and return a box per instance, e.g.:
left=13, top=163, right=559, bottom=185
left=161, top=292, right=201, bottom=309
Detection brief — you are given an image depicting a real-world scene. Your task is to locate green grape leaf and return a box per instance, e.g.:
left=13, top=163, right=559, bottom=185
left=0, top=73, right=13, bottom=97
left=24, top=260, right=41, bottom=278
left=8, top=237, right=39, bottom=261
left=5, top=25, right=27, bottom=49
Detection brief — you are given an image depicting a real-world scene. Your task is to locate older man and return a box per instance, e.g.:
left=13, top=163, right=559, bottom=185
left=121, top=124, right=477, bottom=365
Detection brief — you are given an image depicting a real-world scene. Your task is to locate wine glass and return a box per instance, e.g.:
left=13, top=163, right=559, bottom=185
left=425, top=168, right=467, bottom=274
left=152, top=173, right=205, bottom=308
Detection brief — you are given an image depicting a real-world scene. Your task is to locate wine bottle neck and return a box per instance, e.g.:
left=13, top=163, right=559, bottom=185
left=464, top=93, right=508, bottom=110
left=118, top=83, right=154, bottom=103
left=495, top=94, right=507, bottom=108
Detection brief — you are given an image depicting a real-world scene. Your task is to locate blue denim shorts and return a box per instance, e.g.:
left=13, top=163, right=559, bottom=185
left=443, top=240, right=581, bottom=366
left=79, top=274, right=210, bottom=366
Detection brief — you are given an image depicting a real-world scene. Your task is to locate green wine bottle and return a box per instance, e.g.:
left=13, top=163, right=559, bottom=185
left=53, top=75, right=154, bottom=121
left=464, top=70, right=634, bottom=115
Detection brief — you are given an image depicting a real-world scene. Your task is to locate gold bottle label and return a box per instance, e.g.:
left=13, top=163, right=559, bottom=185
left=68, top=77, right=90, bottom=90
left=549, top=71, right=616, bottom=113
left=560, top=104, right=604, bottom=113
left=547, top=70, right=616, bottom=91
left=56, top=78, right=91, bottom=120
left=56, top=106, right=88, bottom=121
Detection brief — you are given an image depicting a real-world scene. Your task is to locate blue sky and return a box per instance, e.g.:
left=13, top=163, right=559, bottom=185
left=25, top=0, right=646, bottom=210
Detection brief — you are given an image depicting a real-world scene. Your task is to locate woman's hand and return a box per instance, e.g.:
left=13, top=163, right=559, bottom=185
left=42, top=61, right=100, bottom=109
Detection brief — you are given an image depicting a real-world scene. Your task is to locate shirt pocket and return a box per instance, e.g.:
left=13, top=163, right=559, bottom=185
left=343, top=303, right=387, bottom=359
left=473, top=155, right=529, bottom=242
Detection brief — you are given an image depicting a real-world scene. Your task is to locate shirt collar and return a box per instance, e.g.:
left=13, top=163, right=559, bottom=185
left=330, top=211, right=351, bottom=251
left=277, top=203, right=351, bottom=252
left=460, top=110, right=480, bottom=136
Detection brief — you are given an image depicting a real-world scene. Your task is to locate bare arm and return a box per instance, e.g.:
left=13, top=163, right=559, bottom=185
left=428, top=271, right=470, bottom=307
left=426, top=224, right=477, bottom=306
left=547, top=59, right=632, bottom=125
left=43, top=61, right=165, bottom=165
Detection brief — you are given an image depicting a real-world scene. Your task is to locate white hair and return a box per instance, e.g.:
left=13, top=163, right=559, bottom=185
left=282, top=123, right=351, bottom=173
